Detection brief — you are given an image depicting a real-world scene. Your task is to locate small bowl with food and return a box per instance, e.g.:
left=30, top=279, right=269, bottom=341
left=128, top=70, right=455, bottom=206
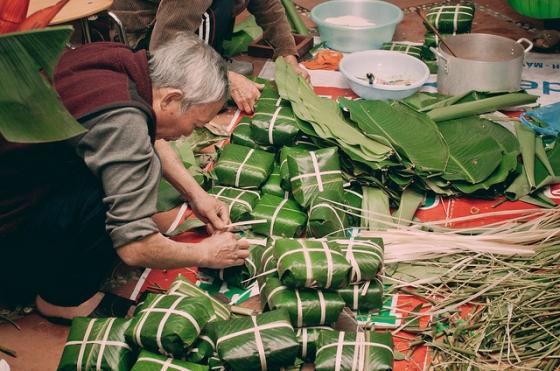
left=339, top=50, right=430, bottom=100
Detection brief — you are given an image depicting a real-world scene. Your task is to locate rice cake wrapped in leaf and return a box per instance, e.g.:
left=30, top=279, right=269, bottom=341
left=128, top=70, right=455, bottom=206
left=288, top=147, right=344, bottom=208
left=330, top=237, right=384, bottom=283
left=251, top=104, right=300, bottom=147
left=261, top=275, right=345, bottom=328
left=338, top=280, right=384, bottom=312
left=231, top=118, right=275, bottom=152
left=279, top=145, right=318, bottom=191
left=315, top=331, right=394, bottom=371
left=381, top=42, right=423, bottom=59
left=251, top=194, right=307, bottom=238
left=126, top=294, right=212, bottom=357
left=424, top=4, right=475, bottom=33
left=208, top=186, right=261, bottom=222
left=203, top=243, right=265, bottom=288
left=214, top=309, right=299, bottom=371
left=214, top=144, right=274, bottom=188
left=296, top=327, right=335, bottom=363
left=131, top=349, right=208, bottom=370
left=185, top=323, right=218, bottom=364
left=274, top=239, right=351, bottom=289
left=308, top=191, right=349, bottom=238
left=261, top=164, right=286, bottom=198
left=343, top=186, right=363, bottom=227
left=58, top=317, right=134, bottom=371
left=255, top=83, right=290, bottom=109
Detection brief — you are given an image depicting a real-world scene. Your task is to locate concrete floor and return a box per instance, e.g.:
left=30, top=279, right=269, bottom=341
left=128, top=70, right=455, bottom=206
left=0, top=1, right=550, bottom=370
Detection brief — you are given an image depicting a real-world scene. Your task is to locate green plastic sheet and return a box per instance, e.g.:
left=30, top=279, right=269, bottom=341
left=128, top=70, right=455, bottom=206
left=274, top=238, right=351, bottom=289
left=131, top=349, right=208, bottom=370
left=315, top=331, right=394, bottom=371
left=338, top=280, right=384, bottom=312
left=126, top=294, right=212, bottom=357
left=330, top=237, right=384, bottom=283
left=308, top=191, right=349, bottom=238
left=251, top=194, right=308, bottom=237
left=296, top=327, right=335, bottom=363
left=288, top=147, right=345, bottom=208
left=261, top=275, right=345, bottom=327
left=425, top=4, right=475, bottom=33
left=58, top=317, right=134, bottom=371
left=214, top=144, right=275, bottom=188
left=251, top=104, right=300, bottom=147
left=208, top=186, right=261, bottom=222
left=261, top=165, right=286, bottom=198
left=213, top=309, right=299, bottom=371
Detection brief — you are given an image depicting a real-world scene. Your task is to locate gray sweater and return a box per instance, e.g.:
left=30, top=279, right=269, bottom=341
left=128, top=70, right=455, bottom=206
left=73, top=107, right=161, bottom=248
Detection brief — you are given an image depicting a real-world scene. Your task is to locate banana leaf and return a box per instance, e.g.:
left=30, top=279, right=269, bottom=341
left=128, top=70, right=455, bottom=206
left=315, top=331, right=394, bottom=371
left=157, top=178, right=184, bottom=212
left=392, top=188, right=424, bottom=225
left=279, top=145, right=318, bottom=191
left=251, top=104, right=300, bottom=147
left=258, top=238, right=280, bottom=285
left=126, top=294, right=212, bottom=357
left=0, top=27, right=86, bottom=143
left=255, top=83, right=290, bottom=110
left=344, top=186, right=363, bottom=227
left=331, top=237, right=384, bottom=283
left=261, top=275, right=345, bottom=327
left=250, top=194, right=308, bottom=238
left=186, top=323, right=217, bottom=364
left=58, top=317, right=134, bottom=371
left=381, top=42, right=423, bottom=59
left=207, top=355, right=224, bottom=370
left=213, top=309, right=299, bottom=371
left=361, top=187, right=391, bottom=231
left=167, top=274, right=231, bottom=321
left=223, top=15, right=262, bottom=57
left=274, top=238, right=351, bottom=289
left=231, top=117, right=263, bottom=150
left=288, top=147, right=345, bottom=208
left=338, top=280, right=384, bottom=312
left=208, top=186, right=261, bottom=222
left=204, top=243, right=264, bottom=288
left=262, top=164, right=286, bottom=198
left=423, top=31, right=456, bottom=48
left=308, top=191, right=349, bottom=238
left=214, top=144, right=275, bottom=189
left=424, top=4, right=475, bottom=33
left=516, top=121, right=537, bottom=189
left=131, top=349, right=208, bottom=371
left=296, top=327, right=335, bottom=363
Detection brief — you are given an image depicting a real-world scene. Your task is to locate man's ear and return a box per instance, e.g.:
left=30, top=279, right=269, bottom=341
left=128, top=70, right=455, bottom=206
left=160, top=88, right=184, bottom=112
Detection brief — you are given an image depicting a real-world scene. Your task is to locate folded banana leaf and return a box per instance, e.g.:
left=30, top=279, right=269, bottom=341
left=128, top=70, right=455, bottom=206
left=214, top=144, right=275, bottom=188
left=204, top=244, right=264, bottom=288
left=262, top=164, right=286, bottom=198
left=208, top=186, right=261, bottom=222
left=207, top=355, right=225, bottom=370
left=126, top=294, right=212, bottom=357
left=338, top=280, right=384, bottom=312
left=381, top=42, right=423, bottom=59
left=257, top=238, right=280, bottom=287
left=167, top=274, right=231, bottom=321
left=296, top=327, right=335, bottom=363
left=131, top=349, right=208, bottom=371
left=186, top=323, right=217, bottom=364
left=331, top=237, right=384, bottom=283
left=274, top=238, right=351, bottom=289
left=279, top=145, right=318, bottom=191
left=315, top=331, right=394, bottom=371
left=58, top=317, right=134, bottom=371
left=308, top=191, right=349, bottom=238
left=425, top=4, right=475, bottom=33
left=261, top=275, right=345, bottom=327
left=288, top=147, right=345, bottom=208
left=344, top=186, right=363, bottom=227
left=251, top=194, right=308, bottom=238
left=251, top=103, right=300, bottom=147
left=213, top=309, right=299, bottom=371
left=255, top=82, right=290, bottom=109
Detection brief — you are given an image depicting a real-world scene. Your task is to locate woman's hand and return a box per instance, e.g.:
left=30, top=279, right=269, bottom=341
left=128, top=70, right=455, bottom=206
left=198, top=233, right=250, bottom=268
left=284, top=55, right=310, bottom=82
left=228, top=71, right=264, bottom=114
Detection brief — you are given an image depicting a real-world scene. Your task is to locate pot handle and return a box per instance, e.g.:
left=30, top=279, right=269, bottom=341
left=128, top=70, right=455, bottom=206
left=516, top=38, right=533, bottom=53
left=430, top=47, right=449, bottom=74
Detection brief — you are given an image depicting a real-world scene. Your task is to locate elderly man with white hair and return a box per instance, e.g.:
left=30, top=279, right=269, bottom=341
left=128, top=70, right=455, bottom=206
left=0, top=34, right=248, bottom=324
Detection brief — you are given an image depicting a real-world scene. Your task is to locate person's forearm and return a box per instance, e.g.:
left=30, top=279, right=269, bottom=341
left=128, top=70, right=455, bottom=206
left=155, top=139, right=205, bottom=201
left=117, top=233, right=206, bottom=269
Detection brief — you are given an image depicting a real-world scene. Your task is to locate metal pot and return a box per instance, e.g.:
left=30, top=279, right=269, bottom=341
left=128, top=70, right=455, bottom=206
left=431, top=33, right=533, bottom=95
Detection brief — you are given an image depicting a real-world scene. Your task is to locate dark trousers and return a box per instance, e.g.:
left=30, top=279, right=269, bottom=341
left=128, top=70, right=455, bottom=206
left=0, top=164, right=117, bottom=308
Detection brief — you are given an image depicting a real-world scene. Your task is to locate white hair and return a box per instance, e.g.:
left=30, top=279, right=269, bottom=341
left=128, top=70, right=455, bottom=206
left=148, top=33, right=228, bottom=112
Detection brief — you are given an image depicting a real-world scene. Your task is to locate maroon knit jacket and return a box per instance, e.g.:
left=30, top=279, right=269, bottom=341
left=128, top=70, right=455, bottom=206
left=0, top=42, right=156, bottom=234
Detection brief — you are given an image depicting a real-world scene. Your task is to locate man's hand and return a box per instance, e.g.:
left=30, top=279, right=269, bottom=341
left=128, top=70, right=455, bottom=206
left=228, top=71, right=264, bottom=114
left=189, top=192, right=230, bottom=232
left=198, top=233, right=250, bottom=268
left=284, top=55, right=310, bottom=82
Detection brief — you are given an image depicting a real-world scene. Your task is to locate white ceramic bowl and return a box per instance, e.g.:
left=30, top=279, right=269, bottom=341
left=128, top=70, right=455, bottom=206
left=339, top=50, right=430, bottom=100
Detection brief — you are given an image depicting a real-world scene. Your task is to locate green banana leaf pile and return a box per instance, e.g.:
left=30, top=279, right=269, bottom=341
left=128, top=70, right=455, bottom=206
left=338, top=280, right=384, bottom=312
left=274, top=238, right=351, bottom=289
left=261, top=164, right=286, bottom=197
left=288, top=147, right=345, bottom=208
left=308, top=191, right=349, bottom=238
left=315, top=331, right=394, bottom=371
left=208, top=186, right=261, bottom=222
left=167, top=274, right=231, bottom=321
left=131, top=349, right=207, bottom=371
left=204, top=243, right=264, bottom=288
left=214, top=143, right=275, bottom=189
left=213, top=309, right=299, bottom=371
left=260, top=275, right=345, bottom=327
left=251, top=104, right=300, bottom=147
left=330, top=237, right=384, bottom=283
left=250, top=194, right=308, bottom=237
left=296, top=327, right=335, bottom=363
left=126, top=294, right=212, bottom=357
left=58, top=317, right=134, bottom=371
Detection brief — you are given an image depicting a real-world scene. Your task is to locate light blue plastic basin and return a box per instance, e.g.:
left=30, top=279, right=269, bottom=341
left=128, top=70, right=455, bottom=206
left=311, top=0, right=403, bottom=52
